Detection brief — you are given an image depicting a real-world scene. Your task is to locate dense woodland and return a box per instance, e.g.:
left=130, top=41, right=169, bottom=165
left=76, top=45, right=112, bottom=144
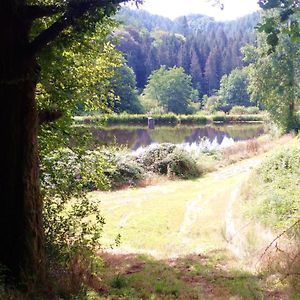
left=115, top=8, right=259, bottom=95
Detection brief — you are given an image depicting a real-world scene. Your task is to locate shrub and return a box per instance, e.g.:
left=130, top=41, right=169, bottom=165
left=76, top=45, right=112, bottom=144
left=246, top=106, right=260, bottom=114
left=40, top=148, right=110, bottom=260
left=162, top=148, right=202, bottom=179
left=136, top=143, right=201, bottom=179
left=138, top=143, right=177, bottom=169
left=179, top=114, right=209, bottom=125
left=211, top=114, right=226, bottom=122
left=242, top=143, right=300, bottom=297
left=230, top=106, right=260, bottom=115
left=243, top=143, right=300, bottom=228
left=106, top=154, right=145, bottom=188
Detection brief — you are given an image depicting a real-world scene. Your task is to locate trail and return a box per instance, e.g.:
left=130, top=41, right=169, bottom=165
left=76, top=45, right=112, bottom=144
left=91, top=155, right=272, bottom=261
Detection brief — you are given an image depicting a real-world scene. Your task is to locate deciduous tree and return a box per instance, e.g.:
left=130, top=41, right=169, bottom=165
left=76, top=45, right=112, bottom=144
left=0, top=0, right=141, bottom=287
left=143, top=66, right=193, bottom=114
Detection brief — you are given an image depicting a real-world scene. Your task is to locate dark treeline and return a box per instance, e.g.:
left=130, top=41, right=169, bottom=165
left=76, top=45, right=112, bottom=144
left=114, top=7, right=259, bottom=96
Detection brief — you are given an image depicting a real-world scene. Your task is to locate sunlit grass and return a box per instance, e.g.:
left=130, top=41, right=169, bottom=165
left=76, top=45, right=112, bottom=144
left=89, top=171, right=247, bottom=258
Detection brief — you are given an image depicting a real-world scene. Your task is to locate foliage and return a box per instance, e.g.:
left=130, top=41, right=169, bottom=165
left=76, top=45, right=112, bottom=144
left=160, top=148, right=202, bottom=179
left=211, top=114, right=264, bottom=123
left=241, top=139, right=300, bottom=296
left=139, top=95, right=166, bottom=114
left=115, top=7, right=259, bottom=95
left=257, top=0, right=300, bottom=52
left=105, top=152, right=145, bottom=188
left=203, top=95, right=222, bottom=113
left=37, top=18, right=124, bottom=121
left=138, top=143, right=177, bottom=169
left=179, top=114, right=209, bottom=125
left=75, top=112, right=265, bottom=127
left=218, top=68, right=253, bottom=110
left=245, top=17, right=300, bottom=132
left=230, top=106, right=260, bottom=115
left=143, top=66, right=194, bottom=114
left=110, top=64, right=144, bottom=114
left=137, top=143, right=201, bottom=178
left=40, top=148, right=113, bottom=260
left=243, top=143, right=300, bottom=228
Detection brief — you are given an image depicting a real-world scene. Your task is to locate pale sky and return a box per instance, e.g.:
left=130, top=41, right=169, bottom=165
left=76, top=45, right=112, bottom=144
left=126, top=0, right=260, bottom=21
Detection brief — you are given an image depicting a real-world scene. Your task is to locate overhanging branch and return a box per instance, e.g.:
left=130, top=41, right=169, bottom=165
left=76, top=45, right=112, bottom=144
left=28, top=0, right=143, bottom=55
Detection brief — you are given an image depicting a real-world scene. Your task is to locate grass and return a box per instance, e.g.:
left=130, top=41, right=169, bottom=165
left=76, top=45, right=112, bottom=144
left=82, top=137, right=295, bottom=299
left=90, top=252, right=283, bottom=299
left=90, top=174, right=241, bottom=256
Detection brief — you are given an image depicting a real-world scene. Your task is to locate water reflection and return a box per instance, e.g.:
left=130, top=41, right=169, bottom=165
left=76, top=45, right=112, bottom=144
left=91, top=124, right=265, bottom=150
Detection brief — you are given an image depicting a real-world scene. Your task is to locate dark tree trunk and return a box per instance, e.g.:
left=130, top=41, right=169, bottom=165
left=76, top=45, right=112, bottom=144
left=0, top=1, right=45, bottom=287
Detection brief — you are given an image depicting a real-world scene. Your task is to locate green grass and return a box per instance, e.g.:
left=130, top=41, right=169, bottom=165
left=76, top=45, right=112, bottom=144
left=93, top=252, right=281, bottom=299
left=90, top=174, right=241, bottom=256
left=84, top=149, right=293, bottom=299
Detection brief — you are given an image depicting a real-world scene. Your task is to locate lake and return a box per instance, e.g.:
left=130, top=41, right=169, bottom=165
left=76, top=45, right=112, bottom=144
left=90, top=124, right=265, bottom=151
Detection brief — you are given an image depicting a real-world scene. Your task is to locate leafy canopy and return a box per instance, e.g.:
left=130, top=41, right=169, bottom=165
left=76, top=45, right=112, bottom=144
left=244, top=24, right=300, bottom=131
left=257, top=0, right=300, bottom=51
left=218, top=67, right=253, bottom=111
left=143, top=66, right=194, bottom=114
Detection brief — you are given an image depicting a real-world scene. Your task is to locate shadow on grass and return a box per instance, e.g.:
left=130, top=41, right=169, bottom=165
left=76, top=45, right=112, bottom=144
left=94, top=249, right=285, bottom=300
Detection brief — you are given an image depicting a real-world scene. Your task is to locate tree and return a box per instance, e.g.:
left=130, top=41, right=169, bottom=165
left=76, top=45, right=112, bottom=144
left=143, top=66, right=193, bottom=114
left=0, top=0, right=141, bottom=287
left=244, top=28, right=300, bottom=131
left=204, top=47, right=222, bottom=95
left=190, top=46, right=204, bottom=97
left=111, top=64, right=144, bottom=113
left=218, top=67, right=252, bottom=110
left=257, top=0, right=300, bottom=51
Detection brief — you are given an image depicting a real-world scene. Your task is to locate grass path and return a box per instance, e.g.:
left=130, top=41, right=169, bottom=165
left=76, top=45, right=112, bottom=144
left=90, top=157, right=262, bottom=259
left=88, top=154, right=290, bottom=299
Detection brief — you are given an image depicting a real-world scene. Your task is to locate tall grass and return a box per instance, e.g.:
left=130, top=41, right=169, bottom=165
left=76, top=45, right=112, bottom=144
left=74, top=113, right=265, bottom=127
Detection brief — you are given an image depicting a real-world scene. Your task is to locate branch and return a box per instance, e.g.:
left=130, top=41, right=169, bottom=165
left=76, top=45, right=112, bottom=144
left=260, top=219, right=300, bottom=260
left=28, top=0, right=142, bottom=54
left=26, top=5, right=63, bottom=19
left=39, top=109, right=63, bottom=125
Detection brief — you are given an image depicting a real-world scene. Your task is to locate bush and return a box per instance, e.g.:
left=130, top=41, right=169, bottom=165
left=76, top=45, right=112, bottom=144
left=162, top=148, right=202, bottom=179
left=243, top=143, right=300, bottom=228
left=138, top=143, right=177, bottom=169
left=242, top=143, right=300, bottom=297
left=136, top=143, right=201, bottom=179
left=245, top=106, right=260, bottom=114
left=230, top=106, right=260, bottom=115
left=40, top=148, right=110, bottom=260
left=106, top=154, right=145, bottom=188
left=179, top=114, right=209, bottom=125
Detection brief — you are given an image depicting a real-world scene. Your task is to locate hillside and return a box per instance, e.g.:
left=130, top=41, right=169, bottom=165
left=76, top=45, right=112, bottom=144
left=114, top=8, right=259, bottom=96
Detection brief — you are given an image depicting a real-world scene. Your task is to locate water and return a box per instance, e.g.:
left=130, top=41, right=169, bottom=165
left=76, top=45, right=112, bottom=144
left=90, top=124, right=265, bottom=151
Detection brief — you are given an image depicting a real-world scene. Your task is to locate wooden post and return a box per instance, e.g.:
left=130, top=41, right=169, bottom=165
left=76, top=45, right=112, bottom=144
left=148, top=117, right=155, bottom=129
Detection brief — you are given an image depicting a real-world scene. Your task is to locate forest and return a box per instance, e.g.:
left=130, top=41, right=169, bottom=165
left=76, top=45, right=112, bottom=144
left=0, top=0, right=300, bottom=299
left=115, top=7, right=258, bottom=95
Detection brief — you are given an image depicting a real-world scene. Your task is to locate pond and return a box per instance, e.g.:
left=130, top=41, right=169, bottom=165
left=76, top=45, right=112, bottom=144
left=90, top=124, right=265, bottom=151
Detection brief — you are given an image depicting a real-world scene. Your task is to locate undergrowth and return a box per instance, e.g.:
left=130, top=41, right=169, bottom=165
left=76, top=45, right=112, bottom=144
left=241, top=139, right=300, bottom=297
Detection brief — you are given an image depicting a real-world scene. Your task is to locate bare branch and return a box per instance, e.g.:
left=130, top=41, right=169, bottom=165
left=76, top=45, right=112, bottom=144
left=260, top=219, right=300, bottom=260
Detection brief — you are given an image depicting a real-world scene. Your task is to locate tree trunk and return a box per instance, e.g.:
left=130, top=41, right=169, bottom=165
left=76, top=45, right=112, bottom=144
left=0, top=1, right=45, bottom=287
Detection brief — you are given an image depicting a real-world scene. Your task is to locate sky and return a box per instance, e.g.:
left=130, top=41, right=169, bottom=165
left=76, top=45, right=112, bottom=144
left=125, top=0, right=260, bottom=21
